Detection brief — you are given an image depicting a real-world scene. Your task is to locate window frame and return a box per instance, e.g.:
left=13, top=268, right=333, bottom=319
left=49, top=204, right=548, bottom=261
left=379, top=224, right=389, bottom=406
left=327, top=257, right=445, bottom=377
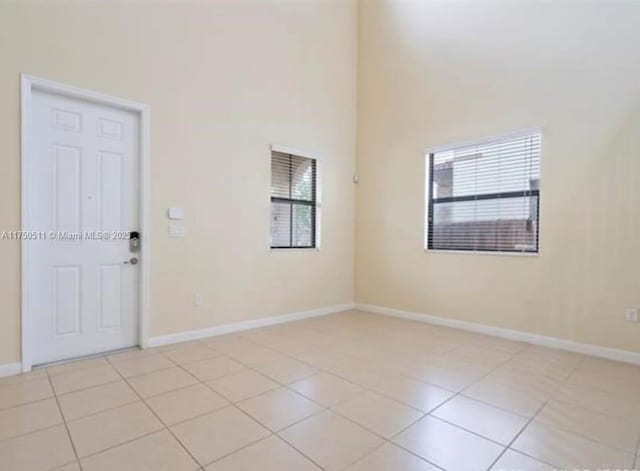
left=424, top=130, right=542, bottom=256
left=270, top=144, right=321, bottom=251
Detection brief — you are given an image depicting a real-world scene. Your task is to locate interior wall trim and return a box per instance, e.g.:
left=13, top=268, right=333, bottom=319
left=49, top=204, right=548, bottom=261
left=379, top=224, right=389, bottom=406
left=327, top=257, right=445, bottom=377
left=356, top=303, right=640, bottom=365
left=147, top=303, right=356, bottom=348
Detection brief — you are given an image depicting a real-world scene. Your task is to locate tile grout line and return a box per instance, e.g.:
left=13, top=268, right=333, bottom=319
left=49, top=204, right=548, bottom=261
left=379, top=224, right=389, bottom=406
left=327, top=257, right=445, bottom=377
left=70, top=429, right=172, bottom=464
left=179, top=340, right=636, bottom=469
left=0, top=423, right=66, bottom=447
left=50, top=376, right=123, bottom=397
left=0, top=349, right=580, bottom=422
left=191, top=346, right=335, bottom=470
left=503, top=355, right=640, bottom=465
left=378, top=339, right=582, bottom=469
left=497, top=355, right=587, bottom=468
left=186, top=336, right=402, bottom=470
left=198, top=431, right=279, bottom=470
left=487, top=356, right=588, bottom=470
left=264, top=328, right=525, bottom=470
left=272, top=386, right=432, bottom=469
left=330, top=411, right=444, bottom=471
left=169, top=355, right=283, bottom=461
left=45, top=360, right=179, bottom=424
left=379, top=344, right=523, bottom=470
left=484, top=397, right=557, bottom=470
left=103, top=354, right=205, bottom=470
left=224, top=321, right=602, bottom=471
left=0, top=342, right=329, bottom=447
left=320, top=345, right=509, bottom=470
left=26, top=347, right=304, bottom=453
left=45, top=365, right=85, bottom=471
left=0, top=393, right=61, bottom=418
left=4, top=314, right=638, bottom=471
left=339, top=437, right=446, bottom=471
left=444, top=351, right=640, bottom=457
left=165, top=347, right=331, bottom=470
left=107, top=344, right=328, bottom=470
left=49, top=371, right=177, bottom=463
left=58, top=394, right=140, bottom=425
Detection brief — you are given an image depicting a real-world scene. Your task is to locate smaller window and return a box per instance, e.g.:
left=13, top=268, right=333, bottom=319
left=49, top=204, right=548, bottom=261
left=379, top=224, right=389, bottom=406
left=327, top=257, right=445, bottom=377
left=426, top=131, right=542, bottom=254
left=271, top=150, right=317, bottom=249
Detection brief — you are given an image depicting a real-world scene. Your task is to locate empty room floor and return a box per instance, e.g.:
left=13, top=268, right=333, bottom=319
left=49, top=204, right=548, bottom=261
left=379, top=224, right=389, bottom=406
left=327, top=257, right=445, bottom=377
left=1, top=310, right=639, bottom=471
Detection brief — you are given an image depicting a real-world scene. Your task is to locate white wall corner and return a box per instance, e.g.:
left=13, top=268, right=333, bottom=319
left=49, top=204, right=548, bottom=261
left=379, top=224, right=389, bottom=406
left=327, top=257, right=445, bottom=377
left=0, top=362, right=23, bottom=379
left=147, top=303, right=356, bottom=348
left=355, top=303, right=640, bottom=366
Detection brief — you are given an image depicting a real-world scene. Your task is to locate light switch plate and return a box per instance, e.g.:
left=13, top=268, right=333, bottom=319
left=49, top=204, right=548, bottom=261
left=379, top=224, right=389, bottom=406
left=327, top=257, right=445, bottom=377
left=168, top=225, right=185, bottom=238
left=167, top=207, right=184, bottom=220
left=624, top=308, right=639, bottom=323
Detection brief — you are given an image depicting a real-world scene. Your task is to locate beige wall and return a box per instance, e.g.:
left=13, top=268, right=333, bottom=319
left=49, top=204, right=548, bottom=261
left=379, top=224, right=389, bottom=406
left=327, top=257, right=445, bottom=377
left=2, top=0, right=639, bottom=367
left=0, top=0, right=357, bottom=365
left=356, top=0, right=640, bottom=353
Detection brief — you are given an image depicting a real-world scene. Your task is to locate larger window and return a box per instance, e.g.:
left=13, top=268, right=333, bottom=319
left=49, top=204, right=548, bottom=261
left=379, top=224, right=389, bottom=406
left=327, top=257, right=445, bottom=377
left=426, top=131, right=542, bottom=253
left=271, top=149, right=317, bottom=249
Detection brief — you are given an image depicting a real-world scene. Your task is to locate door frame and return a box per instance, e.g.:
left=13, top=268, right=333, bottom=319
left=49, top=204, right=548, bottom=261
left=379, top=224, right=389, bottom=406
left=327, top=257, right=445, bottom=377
left=20, top=74, right=151, bottom=372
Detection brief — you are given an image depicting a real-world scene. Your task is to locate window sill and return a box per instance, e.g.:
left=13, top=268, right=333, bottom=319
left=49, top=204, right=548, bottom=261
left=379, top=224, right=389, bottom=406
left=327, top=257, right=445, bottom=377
left=424, top=249, right=539, bottom=257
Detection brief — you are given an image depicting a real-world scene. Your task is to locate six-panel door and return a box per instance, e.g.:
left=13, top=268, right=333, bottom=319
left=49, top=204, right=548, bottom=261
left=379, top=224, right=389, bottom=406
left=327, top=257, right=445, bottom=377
left=29, top=89, right=139, bottom=365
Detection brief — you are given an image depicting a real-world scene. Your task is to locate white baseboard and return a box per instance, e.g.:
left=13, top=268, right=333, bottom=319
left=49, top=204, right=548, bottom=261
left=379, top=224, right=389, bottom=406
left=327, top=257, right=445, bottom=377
left=147, top=303, right=355, bottom=348
left=6, top=301, right=636, bottom=378
left=0, top=362, right=23, bottom=378
left=356, top=303, right=640, bottom=366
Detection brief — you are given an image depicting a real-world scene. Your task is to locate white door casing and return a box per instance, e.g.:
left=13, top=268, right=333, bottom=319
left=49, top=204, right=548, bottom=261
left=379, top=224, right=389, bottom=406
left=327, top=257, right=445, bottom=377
left=22, top=76, right=150, bottom=369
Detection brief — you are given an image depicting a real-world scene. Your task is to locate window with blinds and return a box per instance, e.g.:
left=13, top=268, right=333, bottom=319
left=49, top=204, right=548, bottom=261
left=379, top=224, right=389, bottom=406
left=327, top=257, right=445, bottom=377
left=271, top=150, right=317, bottom=249
left=426, top=132, right=542, bottom=253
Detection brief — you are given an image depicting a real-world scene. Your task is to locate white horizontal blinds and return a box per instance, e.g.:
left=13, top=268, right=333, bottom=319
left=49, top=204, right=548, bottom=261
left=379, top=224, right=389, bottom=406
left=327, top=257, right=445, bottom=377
left=427, top=132, right=542, bottom=253
left=271, top=151, right=317, bottom=248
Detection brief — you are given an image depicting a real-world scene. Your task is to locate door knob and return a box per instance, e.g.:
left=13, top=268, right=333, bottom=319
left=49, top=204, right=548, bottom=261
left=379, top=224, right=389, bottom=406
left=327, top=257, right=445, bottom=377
left=124, top=257, right=139, bottom=265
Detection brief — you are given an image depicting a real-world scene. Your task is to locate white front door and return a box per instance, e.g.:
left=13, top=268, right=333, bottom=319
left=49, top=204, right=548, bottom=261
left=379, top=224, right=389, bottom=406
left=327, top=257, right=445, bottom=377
left=28, top=88, right=140, bottom=365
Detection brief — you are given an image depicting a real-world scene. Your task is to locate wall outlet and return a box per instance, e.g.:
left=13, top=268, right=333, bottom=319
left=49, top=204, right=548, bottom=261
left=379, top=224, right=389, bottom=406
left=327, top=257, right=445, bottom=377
left=194, top=293, right=203, bottom=307
left=624, top=308, right=638, bottom=323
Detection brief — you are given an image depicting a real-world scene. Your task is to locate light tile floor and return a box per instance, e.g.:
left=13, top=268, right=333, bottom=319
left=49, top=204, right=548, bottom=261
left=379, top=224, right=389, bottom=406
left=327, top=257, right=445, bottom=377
left=1, top=310, right=639, bottom=471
